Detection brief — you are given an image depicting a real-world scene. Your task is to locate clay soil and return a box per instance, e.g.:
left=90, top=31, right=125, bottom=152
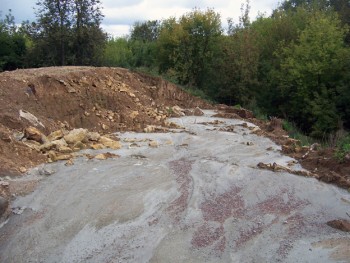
left=0, top=66, right=211, bottom=177
left=0, top=66, right=349, bottom=190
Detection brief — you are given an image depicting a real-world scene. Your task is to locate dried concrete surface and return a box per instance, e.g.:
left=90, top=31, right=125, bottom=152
left=1, top=111, right=349, bottom=263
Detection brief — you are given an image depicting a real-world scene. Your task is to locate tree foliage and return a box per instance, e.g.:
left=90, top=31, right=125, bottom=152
left=0, top=10, right=27, bottom=71
left=2, top=1, right=350, bottom=138
left=29, top=0, right=106, bottom=66
left=157, top=9, right=222, bottom=89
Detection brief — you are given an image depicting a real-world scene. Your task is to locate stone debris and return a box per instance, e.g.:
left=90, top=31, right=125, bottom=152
left=257, top=162, right=316, bottom=178
left=94, top=152, right=120, bottom=160
left=63, top=128, right=88, bottom=144
left=12, top=206, right=26, bottom=215
left=24, top=126, right=47, bottom=144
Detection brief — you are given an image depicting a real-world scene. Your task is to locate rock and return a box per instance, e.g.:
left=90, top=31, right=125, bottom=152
left=102, top=124, right=108, bottom=130
left=95, top=152, right=120, bottom=160
left=47, top=130, right=64, bottom=141
left=57, top=145, right=73, bottom=154
left=19, top=167, right=27, bottom=173
left=90, top=143, right=105, bottom=150
left=40, top=138, right=68, bottom=152
left=327, top=219, right=350, bottom=232
left=0, top=196, right=8, bottom=217
left=55, top=154, right=73, bottom=161
left=24, top=126, right=47, bottom=144
left=183, top=109, right=194, bottom=116
left=87, top=132, right=101, bottom=142
left=39, top=167, right=56, bottom=176
left=193, top=107, right=204, bottom=116
left=171, top=105, right=185, bottom=117
left=130, top=111, right=139, bottom=119
left=72, top=141, right=86, bottom=150
left=23, top=141, right=41, bottom=151
left=99, top=136, right=122, bottom=150
left=144, top=125, right=156, bottom=133
left=65, top=159, right=74, bottom=166
left=19, top=110, right=45, bottom=128
left=64, top=128, right=88, bottom=144
left=47, top=151, right=72, bottom=162
left=13, top=131, right=24, bottom=141
left=149, top=140, right=159, bottom=148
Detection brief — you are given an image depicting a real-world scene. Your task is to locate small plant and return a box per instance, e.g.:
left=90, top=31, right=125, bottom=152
left=166, top=107, right=174, bottom=115
left=335, top=135, right=350, bottom=162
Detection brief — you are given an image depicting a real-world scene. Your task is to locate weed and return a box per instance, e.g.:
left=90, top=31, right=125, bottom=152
left=334, top=135, right=350, bottom=162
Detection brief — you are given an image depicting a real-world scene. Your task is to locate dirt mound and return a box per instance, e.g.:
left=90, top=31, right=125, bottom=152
left=0, top=66, right=212, bottom=176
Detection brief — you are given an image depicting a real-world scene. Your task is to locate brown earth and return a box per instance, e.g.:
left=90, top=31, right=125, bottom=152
left=0, top=66, right=211, bottom=178
left=0, top=66, right=349, bottom=213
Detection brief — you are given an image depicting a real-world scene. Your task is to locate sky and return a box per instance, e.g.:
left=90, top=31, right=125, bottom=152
left=0, top=0, right=279, bottom=37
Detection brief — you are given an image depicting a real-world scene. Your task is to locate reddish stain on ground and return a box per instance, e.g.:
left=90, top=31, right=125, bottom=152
left=214, top=236, right=227, bottom=253
left=200, top=186, right=244, bottom=223
left=256, top=188, right=309, bottom=216
left=235, top=223, right=265, bottom=248
left=191, top=223, right=224, bottom=248
left=167, top=158, right=194, bottom=222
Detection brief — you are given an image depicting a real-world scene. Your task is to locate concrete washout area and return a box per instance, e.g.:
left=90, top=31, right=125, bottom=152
left=0, top=111, right=349, bottom=262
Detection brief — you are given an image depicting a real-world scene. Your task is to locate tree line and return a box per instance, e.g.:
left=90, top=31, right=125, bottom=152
left=1, top=0, right=350, bottom=139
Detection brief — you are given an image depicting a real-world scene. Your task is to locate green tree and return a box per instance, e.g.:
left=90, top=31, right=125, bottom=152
left=157, top=8, right=222, bottom=89
left=31, top=0, right=106, bottom=66
left=103, top=37, right=132, bottom=67
left=72, top=0, right=106, bottom=65
left=275, top=11, right=349, bottom=136
left=129, top=20, right=160, bottom=68
left=0, top=10, right=27, bottom=70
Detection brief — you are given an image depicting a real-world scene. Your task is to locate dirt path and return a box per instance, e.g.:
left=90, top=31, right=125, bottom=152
left=1, top=111, right=349, bottom=262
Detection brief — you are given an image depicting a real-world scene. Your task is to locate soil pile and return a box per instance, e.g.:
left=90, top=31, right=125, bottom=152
left=0, top=66, right=211, bottom=176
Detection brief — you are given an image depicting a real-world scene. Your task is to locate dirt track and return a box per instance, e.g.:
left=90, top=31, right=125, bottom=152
left=0, top=112, right=349, bottom=262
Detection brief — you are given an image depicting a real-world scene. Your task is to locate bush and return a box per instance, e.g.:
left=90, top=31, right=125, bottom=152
left=335, top=135, right=350, bottom=162
left=282, top=120, right=315, bottom=146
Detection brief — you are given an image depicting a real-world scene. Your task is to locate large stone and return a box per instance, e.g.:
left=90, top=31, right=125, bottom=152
left=193, top=107, right=204, bottom=116
left=24, top=126, right=47, bottom=144
left=99, top=136, right=122, bottom=150
left=0, top=196, right=9, bottom=217
left=47, top=130, right=64, bottom=141
left=40, top=138, right=68, bottom=152
left=64, top=128, right=88, bottom=144
left=87, top=132, right=101, bottom=142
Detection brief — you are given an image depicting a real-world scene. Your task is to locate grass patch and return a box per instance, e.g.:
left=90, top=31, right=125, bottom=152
left=282, top=120, right=316, bottom=146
